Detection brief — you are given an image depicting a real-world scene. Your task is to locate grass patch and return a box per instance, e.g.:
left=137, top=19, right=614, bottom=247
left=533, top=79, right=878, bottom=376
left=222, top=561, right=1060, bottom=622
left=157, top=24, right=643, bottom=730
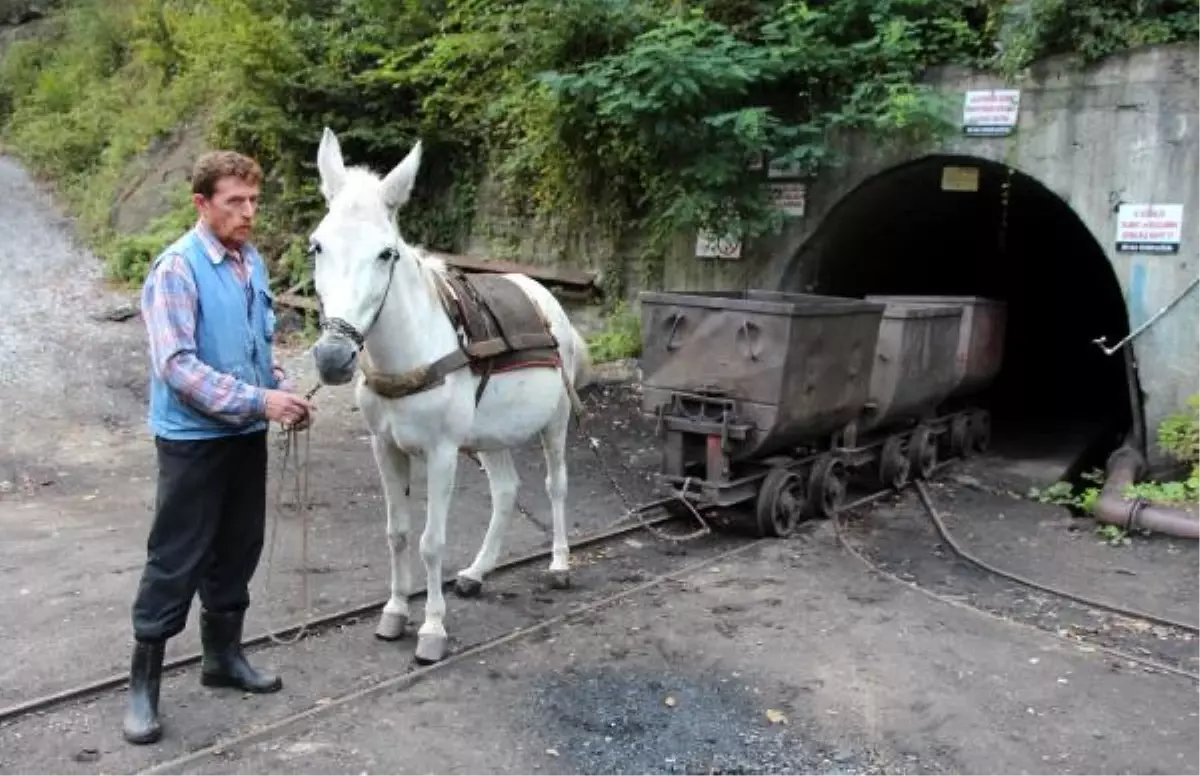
left=586, top=300, right=642, bottom=364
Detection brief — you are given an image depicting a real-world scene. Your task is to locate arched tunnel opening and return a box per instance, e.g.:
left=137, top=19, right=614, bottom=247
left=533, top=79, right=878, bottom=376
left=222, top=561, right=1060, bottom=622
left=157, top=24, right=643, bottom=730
left=785, top=154, right=1136, bottom=483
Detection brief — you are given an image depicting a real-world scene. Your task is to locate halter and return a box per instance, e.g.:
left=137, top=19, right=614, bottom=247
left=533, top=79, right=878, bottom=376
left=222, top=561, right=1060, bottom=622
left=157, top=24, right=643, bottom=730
left=318, top=246, right=401, bottom=350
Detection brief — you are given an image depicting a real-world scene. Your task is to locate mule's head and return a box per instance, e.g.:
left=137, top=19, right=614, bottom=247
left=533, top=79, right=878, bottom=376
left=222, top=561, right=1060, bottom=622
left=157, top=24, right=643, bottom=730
left=308, top=127, right=423, bottom=385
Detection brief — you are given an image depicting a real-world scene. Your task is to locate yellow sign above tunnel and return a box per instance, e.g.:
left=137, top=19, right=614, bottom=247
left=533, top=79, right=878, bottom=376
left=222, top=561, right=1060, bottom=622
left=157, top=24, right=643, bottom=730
left=941, top=166, right=980, bottom=192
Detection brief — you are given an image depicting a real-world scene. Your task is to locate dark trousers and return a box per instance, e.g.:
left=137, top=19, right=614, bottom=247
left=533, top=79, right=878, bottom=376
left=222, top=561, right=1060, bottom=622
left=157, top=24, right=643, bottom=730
left=131, top=431, right=269, bottom=642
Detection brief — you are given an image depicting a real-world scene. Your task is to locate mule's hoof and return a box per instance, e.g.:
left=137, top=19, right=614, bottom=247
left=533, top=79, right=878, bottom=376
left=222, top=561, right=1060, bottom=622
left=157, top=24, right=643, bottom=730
left=414, top=633, right=448, bottom=664
left=454, top=575, right=483, bottom=598
left=374, top=611, right=407, bottom=641
left=547, top=570, right=571, bottom=590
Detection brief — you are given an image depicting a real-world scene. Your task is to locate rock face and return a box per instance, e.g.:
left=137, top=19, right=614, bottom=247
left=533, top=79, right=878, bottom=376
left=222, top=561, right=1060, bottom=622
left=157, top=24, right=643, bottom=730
left=0, top=1, right=50, bottom=61
left=111, top=121, right=209, bottom=234
left=0, top=0, right=46, bottom=25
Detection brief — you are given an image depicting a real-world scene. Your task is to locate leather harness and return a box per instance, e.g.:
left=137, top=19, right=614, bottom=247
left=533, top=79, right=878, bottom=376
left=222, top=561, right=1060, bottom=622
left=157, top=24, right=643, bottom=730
left=355, top=267, right=563, bottom=405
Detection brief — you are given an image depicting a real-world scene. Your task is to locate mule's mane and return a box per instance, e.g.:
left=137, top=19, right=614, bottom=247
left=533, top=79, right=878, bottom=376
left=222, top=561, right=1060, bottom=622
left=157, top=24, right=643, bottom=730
left=408, top=245, right=452, bottom=310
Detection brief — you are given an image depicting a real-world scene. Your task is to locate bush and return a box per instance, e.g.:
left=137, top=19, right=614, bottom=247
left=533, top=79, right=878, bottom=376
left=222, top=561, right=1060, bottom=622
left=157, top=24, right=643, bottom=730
left=587, top=300, right=642, bottom=364
left=2, top=0, right=1195, bottom=295
left=1158, top=393, right=1199, bottom=466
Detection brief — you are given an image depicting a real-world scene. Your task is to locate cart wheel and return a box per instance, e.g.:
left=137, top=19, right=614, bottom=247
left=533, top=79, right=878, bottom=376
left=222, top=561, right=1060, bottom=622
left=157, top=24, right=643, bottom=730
left=879, top=435, right=910, bottom=490
left=754, top=468, right=805, bottom=538
left=950, top=414, right=971, bottom=458
left=807, top=455, right=847, bottom=519
left=969, top=410, right=991, bottom=453
left=908, top=426, right=937, bottom=480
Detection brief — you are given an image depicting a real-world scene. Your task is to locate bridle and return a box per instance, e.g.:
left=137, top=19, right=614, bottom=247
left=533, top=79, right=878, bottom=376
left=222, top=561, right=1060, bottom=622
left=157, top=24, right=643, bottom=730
left=315, top=244, right=401, bottom=351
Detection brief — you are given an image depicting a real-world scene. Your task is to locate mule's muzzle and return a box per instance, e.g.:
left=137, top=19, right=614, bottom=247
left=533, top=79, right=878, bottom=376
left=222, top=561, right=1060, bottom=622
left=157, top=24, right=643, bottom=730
left=312, top=333, right=358, bottom=386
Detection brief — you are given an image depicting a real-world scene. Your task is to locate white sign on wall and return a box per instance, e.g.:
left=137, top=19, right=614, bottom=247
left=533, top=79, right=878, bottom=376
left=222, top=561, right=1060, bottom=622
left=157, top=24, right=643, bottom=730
left=768, top=182, right=807, bottom=216
left=1115, top=203, right=1183, bottom=253
left=962, top=89, right=1020, bottom=136
left=767, top=157, right=804, bottom=179
left=695, top=230, right=742, bottom=260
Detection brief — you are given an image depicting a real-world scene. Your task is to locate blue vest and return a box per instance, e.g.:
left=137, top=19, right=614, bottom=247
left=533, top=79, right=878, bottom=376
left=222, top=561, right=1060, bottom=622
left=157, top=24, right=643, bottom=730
left=147, top=229, right=277, bottom=440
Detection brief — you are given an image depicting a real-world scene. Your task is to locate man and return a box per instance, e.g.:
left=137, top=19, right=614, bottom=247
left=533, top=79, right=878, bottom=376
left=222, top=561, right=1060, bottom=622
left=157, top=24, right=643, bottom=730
left=123, top=150, right=315, bottom=745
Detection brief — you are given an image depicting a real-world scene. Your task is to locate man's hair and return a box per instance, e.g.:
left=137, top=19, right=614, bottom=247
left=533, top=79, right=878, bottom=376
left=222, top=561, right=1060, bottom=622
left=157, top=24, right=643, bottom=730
left=191, top=150, right=263, bottom=199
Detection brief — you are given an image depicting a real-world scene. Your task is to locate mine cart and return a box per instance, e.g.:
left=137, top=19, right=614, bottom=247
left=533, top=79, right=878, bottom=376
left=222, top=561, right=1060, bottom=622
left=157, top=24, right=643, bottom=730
left=866, top=294, right=1006, bottom=455
left=638, top=289, right=1005, bottom=539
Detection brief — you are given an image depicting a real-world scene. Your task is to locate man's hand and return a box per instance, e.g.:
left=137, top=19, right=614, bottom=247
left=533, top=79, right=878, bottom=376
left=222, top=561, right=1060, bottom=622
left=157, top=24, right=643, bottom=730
left=263, top=389, right=314, bottom=428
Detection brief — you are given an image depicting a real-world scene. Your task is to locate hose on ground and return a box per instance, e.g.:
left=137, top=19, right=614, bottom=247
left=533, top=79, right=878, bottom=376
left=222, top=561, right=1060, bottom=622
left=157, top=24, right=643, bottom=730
left=914, top=479, right=1199, bottom=634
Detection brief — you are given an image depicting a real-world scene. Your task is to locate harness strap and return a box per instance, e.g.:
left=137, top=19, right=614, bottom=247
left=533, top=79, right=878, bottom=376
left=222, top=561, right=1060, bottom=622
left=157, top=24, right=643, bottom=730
left=360, top=348, right=472, bottom=400
left=357, top=264, right=567, bottom=405
left=452, top=273, right=496, bottom=404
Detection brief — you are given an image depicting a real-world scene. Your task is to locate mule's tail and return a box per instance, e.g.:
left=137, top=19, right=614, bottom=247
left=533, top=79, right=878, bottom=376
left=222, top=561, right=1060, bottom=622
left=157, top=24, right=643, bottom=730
left=570, top=325, right=593, bottom=390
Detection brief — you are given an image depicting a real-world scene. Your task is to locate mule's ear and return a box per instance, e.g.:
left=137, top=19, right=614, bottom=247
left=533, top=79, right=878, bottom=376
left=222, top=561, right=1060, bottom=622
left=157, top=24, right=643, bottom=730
left=381, top=140, right=422, bottom=211
left=317, top=126, right=347, bottom=202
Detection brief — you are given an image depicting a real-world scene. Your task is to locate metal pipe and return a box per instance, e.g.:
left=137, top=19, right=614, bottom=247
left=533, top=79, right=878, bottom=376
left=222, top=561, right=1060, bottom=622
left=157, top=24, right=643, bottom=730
left=1092, top=275, right=1200, bottom=356
left=1094, top=446, right=1198, bottom=540
left=1122, top=346, right=1146, bottom=455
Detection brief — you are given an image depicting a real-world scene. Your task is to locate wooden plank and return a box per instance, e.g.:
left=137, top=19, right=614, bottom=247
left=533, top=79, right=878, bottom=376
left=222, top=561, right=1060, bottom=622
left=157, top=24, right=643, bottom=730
left=277, top=292, right=320, bottom=313
left=426, top=250, right=597, bottom=289
left=282, top=277, right=312, bottom=296
left=274, top=254, right=598, bottom=314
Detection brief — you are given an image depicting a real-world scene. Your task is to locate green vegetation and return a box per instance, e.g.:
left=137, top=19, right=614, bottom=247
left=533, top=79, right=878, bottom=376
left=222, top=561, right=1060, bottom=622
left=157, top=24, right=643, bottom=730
left=586, top=300, right=643, bottom=364
left=1028, top=470, right=1104, bottom=516
left=1125, top=393, right=1200, bottom=507
left=1, top=0, right=1196, bottom=298
left=1029, top=394, right=1199, bottom=543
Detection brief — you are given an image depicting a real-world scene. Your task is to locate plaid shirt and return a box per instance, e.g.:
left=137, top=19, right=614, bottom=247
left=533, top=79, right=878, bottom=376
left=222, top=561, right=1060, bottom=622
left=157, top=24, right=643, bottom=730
left=141, top=219, right=293, bottom=424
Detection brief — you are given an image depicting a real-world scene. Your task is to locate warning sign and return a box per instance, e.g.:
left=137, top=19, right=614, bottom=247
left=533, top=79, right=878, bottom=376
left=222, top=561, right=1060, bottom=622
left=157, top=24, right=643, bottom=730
left=695, top=230, right=742, bottom=260
left=768, top=182, right=806, bottom=216
left=962, top=89, right=1020, bottom=136
left=1115, top=203, right=1183, bottom=253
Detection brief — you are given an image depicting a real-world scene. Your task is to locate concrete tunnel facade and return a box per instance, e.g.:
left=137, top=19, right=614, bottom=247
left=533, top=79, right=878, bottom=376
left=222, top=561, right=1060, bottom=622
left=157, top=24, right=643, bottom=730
left=666, top=42, right=1198, bottom=474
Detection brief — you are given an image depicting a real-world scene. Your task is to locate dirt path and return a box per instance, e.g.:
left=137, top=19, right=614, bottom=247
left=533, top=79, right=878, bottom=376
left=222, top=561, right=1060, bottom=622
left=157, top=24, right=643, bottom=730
left=0, top=154, right=1196, bottom=775
left=0, top=156, right=148, bottom=492
left=23, top=533, right=1194, bottom=776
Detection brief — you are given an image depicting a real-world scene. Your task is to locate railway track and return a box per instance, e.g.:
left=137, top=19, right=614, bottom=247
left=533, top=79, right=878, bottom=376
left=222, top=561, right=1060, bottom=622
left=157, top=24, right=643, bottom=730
left=0, top=470, right=908, bottom=727
left=0, top=478, right=905, bottom=767
left=833, top=475, right=1200, bottom=683
left=0, top=507, right=683, bottom=726
left=1, top=468, right=1193, bottom=775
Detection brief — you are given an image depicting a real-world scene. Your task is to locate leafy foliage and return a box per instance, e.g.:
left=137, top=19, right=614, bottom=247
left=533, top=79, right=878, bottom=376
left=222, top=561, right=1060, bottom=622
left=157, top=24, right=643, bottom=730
left=1029, top=394, right=1200, bottom=519
left=1157, top=393, right=1199, bottom=466
left=587, top=300, right=643, bottom=364
left=1127, top=393, right=1200, bottom=507
left=995, top=0, right=1199, bottom=76
left=1, top=0, right=1196, bottom=293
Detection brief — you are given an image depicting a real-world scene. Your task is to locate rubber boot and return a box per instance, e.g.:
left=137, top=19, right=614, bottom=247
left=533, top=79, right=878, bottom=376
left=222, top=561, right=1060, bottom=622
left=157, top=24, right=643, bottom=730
left=122, top=640, right=164, bottom=745
left=199, top=609, right=282, bottom=693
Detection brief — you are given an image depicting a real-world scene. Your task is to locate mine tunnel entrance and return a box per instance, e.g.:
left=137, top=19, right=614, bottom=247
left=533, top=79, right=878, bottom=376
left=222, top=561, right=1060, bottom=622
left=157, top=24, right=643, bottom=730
left=785, top=154, right=1136, bottom=482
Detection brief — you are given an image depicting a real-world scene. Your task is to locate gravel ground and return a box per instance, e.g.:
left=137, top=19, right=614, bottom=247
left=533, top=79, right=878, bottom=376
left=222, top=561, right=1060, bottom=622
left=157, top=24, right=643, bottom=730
left=841, top=467, right=1199, bottom=674
left=526, top=664, right=893, bottom=776
left=157, top=533, right=1198, bottom=776
left=0, top=156, right=147, bottom=493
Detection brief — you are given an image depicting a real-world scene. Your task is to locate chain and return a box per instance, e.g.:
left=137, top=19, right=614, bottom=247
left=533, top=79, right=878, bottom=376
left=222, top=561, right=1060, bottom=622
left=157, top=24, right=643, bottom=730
left=457, top=388, right=712, bottom=544
left=570, top=390, right=713, bottom=543
left=997, top=164, right=1013, bottom=256
left=458, top=450, right=552, bottom=534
